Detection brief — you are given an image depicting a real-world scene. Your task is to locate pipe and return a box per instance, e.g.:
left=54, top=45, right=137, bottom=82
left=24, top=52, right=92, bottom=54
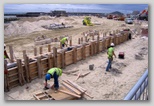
left=124, top=69, right=148, bottom=100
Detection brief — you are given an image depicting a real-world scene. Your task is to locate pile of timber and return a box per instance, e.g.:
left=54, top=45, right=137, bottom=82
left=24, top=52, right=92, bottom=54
left=33, top=79, right=93, bottom=100
left=34, top=35, right=52, bottom=46
left=42, top=23, right=73, bottom=30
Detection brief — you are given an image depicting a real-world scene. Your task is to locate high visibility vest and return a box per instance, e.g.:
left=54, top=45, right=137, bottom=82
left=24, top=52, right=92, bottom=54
left=4, top=55, right=7, bottom=59
left=60, top=37, right=67, bottom=44
left=107, top=47, right=114, bottom=58
left=47, top=68, right=62, bottom=76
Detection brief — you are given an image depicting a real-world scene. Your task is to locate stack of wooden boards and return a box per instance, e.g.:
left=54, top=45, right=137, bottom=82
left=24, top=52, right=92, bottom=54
left=33, top=80, right=93, bottom=100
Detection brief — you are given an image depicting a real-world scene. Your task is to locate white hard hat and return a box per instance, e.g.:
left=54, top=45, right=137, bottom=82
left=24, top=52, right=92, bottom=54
left=111, top=43, right=115, bottom=46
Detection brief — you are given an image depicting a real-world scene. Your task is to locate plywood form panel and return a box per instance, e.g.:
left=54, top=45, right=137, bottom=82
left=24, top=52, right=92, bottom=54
left=76, top=47, right=82, bottom=61
left=57, top=53, right=62, bottom=68
left=65, top=50, right=73, bottom=66
left=85, top=45, right=90, bottom=57
left=99, top=41, right=103, bottom=52
left=8, top=67, right=18, bottom=75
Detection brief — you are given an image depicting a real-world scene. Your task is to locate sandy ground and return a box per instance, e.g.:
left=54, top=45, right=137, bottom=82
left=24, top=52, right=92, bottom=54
left=4, top=16, right=148, bottom=100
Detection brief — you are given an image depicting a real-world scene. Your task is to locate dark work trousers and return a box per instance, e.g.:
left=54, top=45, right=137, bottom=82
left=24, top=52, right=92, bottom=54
left=62, top=44, right=65, bottom=48
left=53, top=72, right=59, bottom=89
left=106, top=58, right=113, bottom=71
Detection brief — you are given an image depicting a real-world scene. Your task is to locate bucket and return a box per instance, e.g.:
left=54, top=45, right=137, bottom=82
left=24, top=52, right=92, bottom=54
left=89, top=64, right=94, bottom=70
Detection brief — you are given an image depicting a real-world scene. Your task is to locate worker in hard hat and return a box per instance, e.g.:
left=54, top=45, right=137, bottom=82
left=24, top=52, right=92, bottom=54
left=60, top=37, right=68, bottom=48
left=4, top=44, right=9, bottom=61
left=106, top=43, right=116, bottom=72
left=44, top=67, right=62, bottom=91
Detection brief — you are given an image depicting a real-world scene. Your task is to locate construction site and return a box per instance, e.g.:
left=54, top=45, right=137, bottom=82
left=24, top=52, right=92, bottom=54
left=4, top=14, right=148, bottom=100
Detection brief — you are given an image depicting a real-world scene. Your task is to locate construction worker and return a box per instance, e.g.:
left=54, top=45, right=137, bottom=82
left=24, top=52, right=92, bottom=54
left=60, top=37, right=68, bottom=48
left=44, top=67, right=62, bottom=91
left=4, top=44, right=9, bottom=63
left=106, top=43, right=116, bottom=72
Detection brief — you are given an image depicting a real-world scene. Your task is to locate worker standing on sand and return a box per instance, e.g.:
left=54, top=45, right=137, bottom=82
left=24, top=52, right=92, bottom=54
left=60, top=37, right=68, bottom=48
left=106, top=43, right=116, bottom=72
left=44, top=67, right=62, bottom=91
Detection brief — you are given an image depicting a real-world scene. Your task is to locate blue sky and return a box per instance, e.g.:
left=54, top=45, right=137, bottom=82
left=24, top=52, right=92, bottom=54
left=4, top=4, right=148, bottom=14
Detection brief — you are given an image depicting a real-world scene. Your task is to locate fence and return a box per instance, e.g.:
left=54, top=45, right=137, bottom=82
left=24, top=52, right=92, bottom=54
left=124, top=69, right=148, bottom=100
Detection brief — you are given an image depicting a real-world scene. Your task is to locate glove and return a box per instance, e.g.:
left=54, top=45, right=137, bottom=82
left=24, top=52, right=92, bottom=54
left=43, top=86, right=49, bottom=90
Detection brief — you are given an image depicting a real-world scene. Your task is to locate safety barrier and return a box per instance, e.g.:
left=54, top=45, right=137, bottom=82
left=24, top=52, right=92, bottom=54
left=124, top=69, right=148, bottom=100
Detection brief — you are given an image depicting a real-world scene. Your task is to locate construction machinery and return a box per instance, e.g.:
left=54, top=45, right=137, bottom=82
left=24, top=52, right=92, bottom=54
left=82, top=17, right=93, bottom=26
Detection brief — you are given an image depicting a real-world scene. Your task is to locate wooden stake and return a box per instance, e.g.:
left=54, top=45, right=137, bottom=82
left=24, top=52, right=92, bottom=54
left=34, top=47, right=37, bottom=56
left=82, top=45, right=86, bottom=60
left=92, top=35, right=94, bottom=40
left=48, top=54, right=52, bottom=69
left=48, top=44, right=51, bottom=52
left=60, top=42, right=62, bottom=49
left=61, top=50, right=65, bottom=68
left=4, top=60, right=10, bottom=92
left=9, top=45, right=14, bottom=63
left=23, top=51, right=30, bottom=83
left=17, top=59, right=23, bottom=85
left=37, top=57, right=42, bottom=78
left=85, top=36, right=87, bottom=42
left=90, top=42, right=93, bottom=56
left=69, top=38, right=72, bottom=46
left=53, top=47, right=57, bottom=67
left=39, top=46, right=43, bottom=55
left=81, top=37, right=83, bottom=43
left=97, top=35, right=99, bottom=54
left=73, top=47, right=77, bottom=64
left=78, top=38, right=80, bottom=44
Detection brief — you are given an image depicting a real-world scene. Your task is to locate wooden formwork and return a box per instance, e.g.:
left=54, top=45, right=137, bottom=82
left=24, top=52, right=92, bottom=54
left=57, top=53, right=62, bottom=68
left=5, top=31, right=131, bottom=91
left=76, top=47, right=82, bottom=61
left=65, top=50, right=74, bottom=66
left=29, top=60, right=38, bottom=80
left=105, top=37, right=111, bottom=49
left=110, top=36, right=116, bottom=45
left=99, top=40, right=103, bottom=52
left=85, top=44, right=90, bottom=57
left=7, top=66, right=20, bottom=88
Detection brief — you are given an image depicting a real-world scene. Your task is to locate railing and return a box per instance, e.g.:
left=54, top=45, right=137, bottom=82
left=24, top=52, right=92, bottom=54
left=124, top=69, right=148, bottom=100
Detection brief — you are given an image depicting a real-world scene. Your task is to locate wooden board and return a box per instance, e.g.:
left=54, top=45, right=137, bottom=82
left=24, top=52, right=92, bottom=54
left=65, top=50, right=73, bottom=66
left=85, top=45, right=90, bottom=57
left=47, top=86, right=78, bottom=100
left=77, top=47, right=82, bottom=61
left=9, top=81, right=20, bottom=89
left=8, top=67, right=18, bottom=75
left=57, top=53, right=62, bottom=68
left=99, top=41, right=103, bottom=52
left=33, top=91, right=53, bottom=100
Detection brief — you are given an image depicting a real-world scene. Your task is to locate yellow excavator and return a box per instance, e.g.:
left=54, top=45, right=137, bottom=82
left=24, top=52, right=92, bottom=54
left=82, top=17, right=93, bottom=26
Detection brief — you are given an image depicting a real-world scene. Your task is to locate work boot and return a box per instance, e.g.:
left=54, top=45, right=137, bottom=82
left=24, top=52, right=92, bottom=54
left=54, top=88, right=58, bottom=93
left=43, top=86, right=49, bottom=90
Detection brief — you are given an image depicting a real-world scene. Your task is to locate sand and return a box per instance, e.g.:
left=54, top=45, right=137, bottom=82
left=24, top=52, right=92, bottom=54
left=4, top=16, right=148, bottom=100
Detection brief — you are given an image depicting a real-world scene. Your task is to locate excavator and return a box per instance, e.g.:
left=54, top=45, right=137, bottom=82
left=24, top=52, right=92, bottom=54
left=82, top=17, right=93, bottom=26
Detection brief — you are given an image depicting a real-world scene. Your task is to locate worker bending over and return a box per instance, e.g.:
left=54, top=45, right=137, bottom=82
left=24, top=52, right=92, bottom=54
left=106, top=43, right=116, bottom=72
left=44, top=67, right=62, bottom=91
left=60, top=37, right=68, bottom=48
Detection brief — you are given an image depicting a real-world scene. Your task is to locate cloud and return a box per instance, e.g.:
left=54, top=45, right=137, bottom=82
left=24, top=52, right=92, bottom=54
left=4, top=4, right=148, bottom=14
